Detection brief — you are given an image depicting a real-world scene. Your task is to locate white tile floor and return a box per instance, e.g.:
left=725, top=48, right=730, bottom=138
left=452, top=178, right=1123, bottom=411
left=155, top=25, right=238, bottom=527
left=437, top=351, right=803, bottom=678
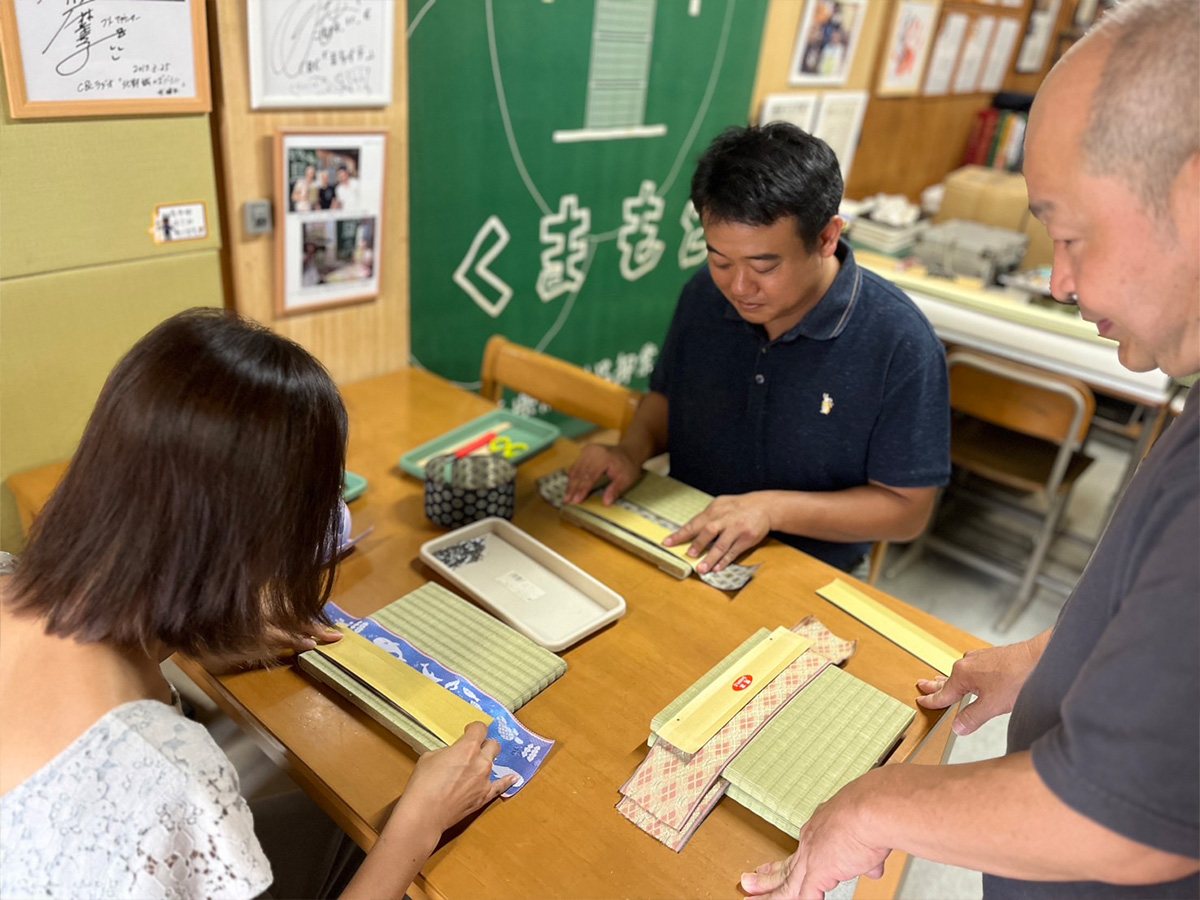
left=165, top=433, right=1134, bottom=899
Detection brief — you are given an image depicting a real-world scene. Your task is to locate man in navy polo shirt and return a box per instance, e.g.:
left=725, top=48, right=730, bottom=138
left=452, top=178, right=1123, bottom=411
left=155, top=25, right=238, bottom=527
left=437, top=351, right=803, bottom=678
left=565, top=123, right=950, bottom=574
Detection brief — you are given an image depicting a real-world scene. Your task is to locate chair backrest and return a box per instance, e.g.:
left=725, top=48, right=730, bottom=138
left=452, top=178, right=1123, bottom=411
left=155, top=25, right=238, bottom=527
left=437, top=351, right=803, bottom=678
left=480, top=335, right=641, bottom=435
left=947, top=350, right=1095, bottom=447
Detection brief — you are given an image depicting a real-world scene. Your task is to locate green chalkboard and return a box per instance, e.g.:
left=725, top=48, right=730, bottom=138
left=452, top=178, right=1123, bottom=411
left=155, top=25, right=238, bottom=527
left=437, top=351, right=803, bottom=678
left=407, top=0, right=769, bottom=400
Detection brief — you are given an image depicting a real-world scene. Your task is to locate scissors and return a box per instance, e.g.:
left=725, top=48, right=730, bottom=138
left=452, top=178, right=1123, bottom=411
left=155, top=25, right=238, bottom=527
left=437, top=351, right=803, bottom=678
left=489, top=435, right=529, bottom=459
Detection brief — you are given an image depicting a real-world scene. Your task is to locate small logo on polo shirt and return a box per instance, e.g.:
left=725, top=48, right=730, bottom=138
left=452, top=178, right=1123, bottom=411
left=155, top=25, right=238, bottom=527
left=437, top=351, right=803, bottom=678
left=821, top=393, right=834, bottom=415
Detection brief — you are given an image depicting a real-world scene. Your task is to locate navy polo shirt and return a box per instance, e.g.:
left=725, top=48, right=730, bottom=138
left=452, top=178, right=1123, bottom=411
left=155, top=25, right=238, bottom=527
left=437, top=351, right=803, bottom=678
left=649, top=240, right=950, bottom=571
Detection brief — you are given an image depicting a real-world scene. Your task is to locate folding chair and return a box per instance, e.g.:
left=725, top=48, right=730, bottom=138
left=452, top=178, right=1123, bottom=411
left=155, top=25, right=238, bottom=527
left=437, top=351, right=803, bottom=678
left=891, top=350, right=1095, bottom=631
left=480, top=335, right=641, bottom=437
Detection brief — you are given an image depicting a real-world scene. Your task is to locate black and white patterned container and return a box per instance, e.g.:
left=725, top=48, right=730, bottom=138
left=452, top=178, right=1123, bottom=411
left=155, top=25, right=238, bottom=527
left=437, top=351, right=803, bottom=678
left=424, top=454, right=517, bottom=528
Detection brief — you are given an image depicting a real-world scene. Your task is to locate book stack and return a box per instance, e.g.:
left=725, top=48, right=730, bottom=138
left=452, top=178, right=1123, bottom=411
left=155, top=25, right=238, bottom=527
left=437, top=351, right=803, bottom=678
left=963, top=108, right=1028, bottom=172
left=849, top=215, right=924, bottom=257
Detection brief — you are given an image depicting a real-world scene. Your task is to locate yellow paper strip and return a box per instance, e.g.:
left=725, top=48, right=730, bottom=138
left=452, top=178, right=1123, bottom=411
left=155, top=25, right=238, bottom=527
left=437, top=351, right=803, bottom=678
left=560, top=505, right=692, bottom=579
left=575, top=494, right=700, bottom=570
left=816, top=579, right=961, bottom=676
left=315, top=626, right=492, bottom=744
left=657, top=627, right=813, bottom=754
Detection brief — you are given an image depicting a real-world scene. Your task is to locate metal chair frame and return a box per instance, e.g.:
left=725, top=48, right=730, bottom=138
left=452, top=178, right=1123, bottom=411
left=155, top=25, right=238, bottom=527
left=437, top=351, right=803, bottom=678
left=890, top=350, right=1094, bottom=631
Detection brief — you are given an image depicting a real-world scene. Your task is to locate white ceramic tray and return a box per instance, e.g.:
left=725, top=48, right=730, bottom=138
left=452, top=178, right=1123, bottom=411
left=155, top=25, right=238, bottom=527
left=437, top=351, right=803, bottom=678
left=419, top=518, right=625, bottom=652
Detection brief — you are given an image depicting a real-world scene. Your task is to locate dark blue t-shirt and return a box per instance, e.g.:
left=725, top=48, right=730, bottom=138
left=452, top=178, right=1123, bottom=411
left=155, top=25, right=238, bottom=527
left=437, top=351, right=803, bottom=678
left=984, top=386, right=1199, bottom=900
left=649, top=240, right=950, bottom=570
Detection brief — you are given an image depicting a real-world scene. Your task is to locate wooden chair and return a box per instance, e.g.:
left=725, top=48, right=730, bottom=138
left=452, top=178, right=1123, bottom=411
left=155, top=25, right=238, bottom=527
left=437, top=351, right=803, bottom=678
left=7, top=460, right=69, bottom=539
left=867, top=541, right=888, bottom=586
left=480, top=335, right=641, bottom=436
left=891, top=350, right=1095, bottom=631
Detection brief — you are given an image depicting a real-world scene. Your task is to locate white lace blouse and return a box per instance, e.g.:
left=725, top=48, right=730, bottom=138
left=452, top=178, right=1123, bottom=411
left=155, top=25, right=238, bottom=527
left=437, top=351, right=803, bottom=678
left=0, top=699, right=272, bottom=900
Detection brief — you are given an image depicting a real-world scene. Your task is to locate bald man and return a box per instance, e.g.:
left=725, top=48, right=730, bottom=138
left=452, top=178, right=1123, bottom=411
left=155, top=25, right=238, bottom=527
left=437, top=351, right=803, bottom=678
left=740, top=1, right=1199, bottom=898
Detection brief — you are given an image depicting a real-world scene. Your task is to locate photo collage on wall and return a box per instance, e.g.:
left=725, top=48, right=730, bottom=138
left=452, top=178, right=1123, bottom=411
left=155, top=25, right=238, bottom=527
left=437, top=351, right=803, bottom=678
left=276, top=132, right=386, bottom=315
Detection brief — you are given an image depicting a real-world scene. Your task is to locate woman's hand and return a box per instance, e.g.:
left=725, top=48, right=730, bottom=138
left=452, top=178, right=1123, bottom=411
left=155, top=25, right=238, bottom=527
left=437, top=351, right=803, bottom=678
left=391, top=721, right=517, bottom=837
left=187, top=622, right=343, bottom=674
left=341, top=723, right=516, bottom=899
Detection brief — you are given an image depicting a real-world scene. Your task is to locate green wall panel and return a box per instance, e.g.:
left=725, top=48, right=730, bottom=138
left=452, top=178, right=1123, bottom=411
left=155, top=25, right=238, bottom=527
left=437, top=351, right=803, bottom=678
left=407, top=0, right=768, bottom=390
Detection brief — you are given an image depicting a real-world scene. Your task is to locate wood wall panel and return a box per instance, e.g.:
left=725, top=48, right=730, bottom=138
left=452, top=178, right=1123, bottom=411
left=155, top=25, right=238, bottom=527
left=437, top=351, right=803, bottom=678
left=846, top=1, right=1031, bottom=201
left=207, top=0, right=409, bottom=385
left=749, top=0, right=891, bottom=119
left=751, top=0, right=1082, bottom=203
left=846, top=93, right=992, bottom=201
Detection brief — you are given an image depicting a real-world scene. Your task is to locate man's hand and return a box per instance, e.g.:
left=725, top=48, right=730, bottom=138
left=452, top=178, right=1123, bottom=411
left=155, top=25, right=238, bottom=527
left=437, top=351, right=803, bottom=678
left=565, top=444, right=642, bottom=505
left=741, top=777, right=889, bottom=900
left=393, top=721, right=517, bottom=837
left=663, top=492, right=771, bottom=574
left=916, top=633, right=1049, bottom=736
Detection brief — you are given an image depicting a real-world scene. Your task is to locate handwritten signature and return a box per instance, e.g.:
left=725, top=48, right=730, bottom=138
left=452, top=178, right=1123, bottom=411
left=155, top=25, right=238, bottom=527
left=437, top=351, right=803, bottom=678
left=269, top=0, right=375, bottom=82
left=42, top=0, right=125, bottom=77
left=289, top=66, right=372, bottom=96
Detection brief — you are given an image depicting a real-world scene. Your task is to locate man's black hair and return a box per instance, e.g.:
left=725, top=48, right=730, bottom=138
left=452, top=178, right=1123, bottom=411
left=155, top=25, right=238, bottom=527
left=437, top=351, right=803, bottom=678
left=690, top=123, right=844, bottom=251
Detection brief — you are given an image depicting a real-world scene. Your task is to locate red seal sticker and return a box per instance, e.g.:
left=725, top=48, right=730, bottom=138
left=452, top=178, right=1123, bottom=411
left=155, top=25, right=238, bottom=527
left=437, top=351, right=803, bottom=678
left=732, top=674, right=753, bottom=691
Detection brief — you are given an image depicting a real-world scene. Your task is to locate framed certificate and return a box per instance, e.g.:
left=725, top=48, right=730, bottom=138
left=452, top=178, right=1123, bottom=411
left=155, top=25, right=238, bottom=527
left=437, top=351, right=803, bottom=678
left=0, top=0, right=210, bottom=118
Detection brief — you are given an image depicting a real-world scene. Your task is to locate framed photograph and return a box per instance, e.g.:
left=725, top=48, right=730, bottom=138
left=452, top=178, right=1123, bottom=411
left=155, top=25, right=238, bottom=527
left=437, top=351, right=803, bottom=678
left=953, top=14, right=996, bottom=93
left=0, top=0, right=210, bottom=119
left=789, top=0, right=868, bottom=87
left=1072, top=0, right=1118, bottom=28
left=275, top=130, right=386, bottom=316
left=1015, top=0, right=1062, bottom=73
left=877, top=0, right=943, bottom=96
left=923, top=11, right=970, bottom=96
left=247, top=0, right=395, bottom=108
left=978, top=15, right=1022, bottom=93
left=760, top=92, right=820, bottom=132
left=812, top=91, right=869, bottom=183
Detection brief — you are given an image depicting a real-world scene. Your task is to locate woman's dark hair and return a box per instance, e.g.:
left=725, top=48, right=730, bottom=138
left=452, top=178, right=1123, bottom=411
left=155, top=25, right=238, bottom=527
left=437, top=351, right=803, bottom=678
left=690, top=122, right=844, bottom=251
left=9, top=308, right=348, bottom=658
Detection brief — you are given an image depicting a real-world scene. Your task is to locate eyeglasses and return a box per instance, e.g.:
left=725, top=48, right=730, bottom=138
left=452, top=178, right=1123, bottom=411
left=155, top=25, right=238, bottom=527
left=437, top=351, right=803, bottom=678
left=1052, top=291, right=1080, bottom=306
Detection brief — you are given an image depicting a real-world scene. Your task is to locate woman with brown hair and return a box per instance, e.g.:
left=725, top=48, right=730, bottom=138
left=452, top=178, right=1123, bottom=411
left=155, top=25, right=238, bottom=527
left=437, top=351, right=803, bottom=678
left=0, top=308, right=513, bottom=899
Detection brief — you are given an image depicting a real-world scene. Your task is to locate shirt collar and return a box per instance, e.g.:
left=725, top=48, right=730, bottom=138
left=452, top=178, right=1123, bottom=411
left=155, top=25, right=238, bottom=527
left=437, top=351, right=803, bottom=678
left=722, top=239, right=862, bottom=343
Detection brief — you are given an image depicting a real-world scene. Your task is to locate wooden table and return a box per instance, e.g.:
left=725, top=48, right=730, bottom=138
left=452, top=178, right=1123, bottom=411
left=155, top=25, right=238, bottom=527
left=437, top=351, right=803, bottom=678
left=9, top=368, right=989, bottom=900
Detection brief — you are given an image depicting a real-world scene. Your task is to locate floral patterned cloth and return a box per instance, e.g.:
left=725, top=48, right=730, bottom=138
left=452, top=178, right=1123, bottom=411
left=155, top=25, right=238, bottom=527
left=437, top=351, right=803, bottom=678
left=1, top=699, right=271, bottom=900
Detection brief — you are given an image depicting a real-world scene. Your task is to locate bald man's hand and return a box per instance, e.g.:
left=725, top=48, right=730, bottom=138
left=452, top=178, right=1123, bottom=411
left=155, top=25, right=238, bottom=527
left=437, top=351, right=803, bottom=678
left=916, top=631, right=1051, bottom=736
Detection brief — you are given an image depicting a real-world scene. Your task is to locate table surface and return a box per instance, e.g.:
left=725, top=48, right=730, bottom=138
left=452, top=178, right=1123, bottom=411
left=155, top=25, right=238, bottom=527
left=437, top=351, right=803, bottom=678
left=6, top=366, right=968, bottom=899
left=855, top=253, right=1174, bottom=406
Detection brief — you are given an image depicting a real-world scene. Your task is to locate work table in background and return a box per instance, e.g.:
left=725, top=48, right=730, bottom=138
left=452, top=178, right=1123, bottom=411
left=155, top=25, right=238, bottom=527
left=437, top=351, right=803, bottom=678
left=858, top=251, right=1179, bottom=509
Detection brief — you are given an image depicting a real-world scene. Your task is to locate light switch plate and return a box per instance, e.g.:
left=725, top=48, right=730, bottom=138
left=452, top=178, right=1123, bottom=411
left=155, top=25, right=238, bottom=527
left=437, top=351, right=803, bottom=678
left=244, top=200, right=273, bottom=235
